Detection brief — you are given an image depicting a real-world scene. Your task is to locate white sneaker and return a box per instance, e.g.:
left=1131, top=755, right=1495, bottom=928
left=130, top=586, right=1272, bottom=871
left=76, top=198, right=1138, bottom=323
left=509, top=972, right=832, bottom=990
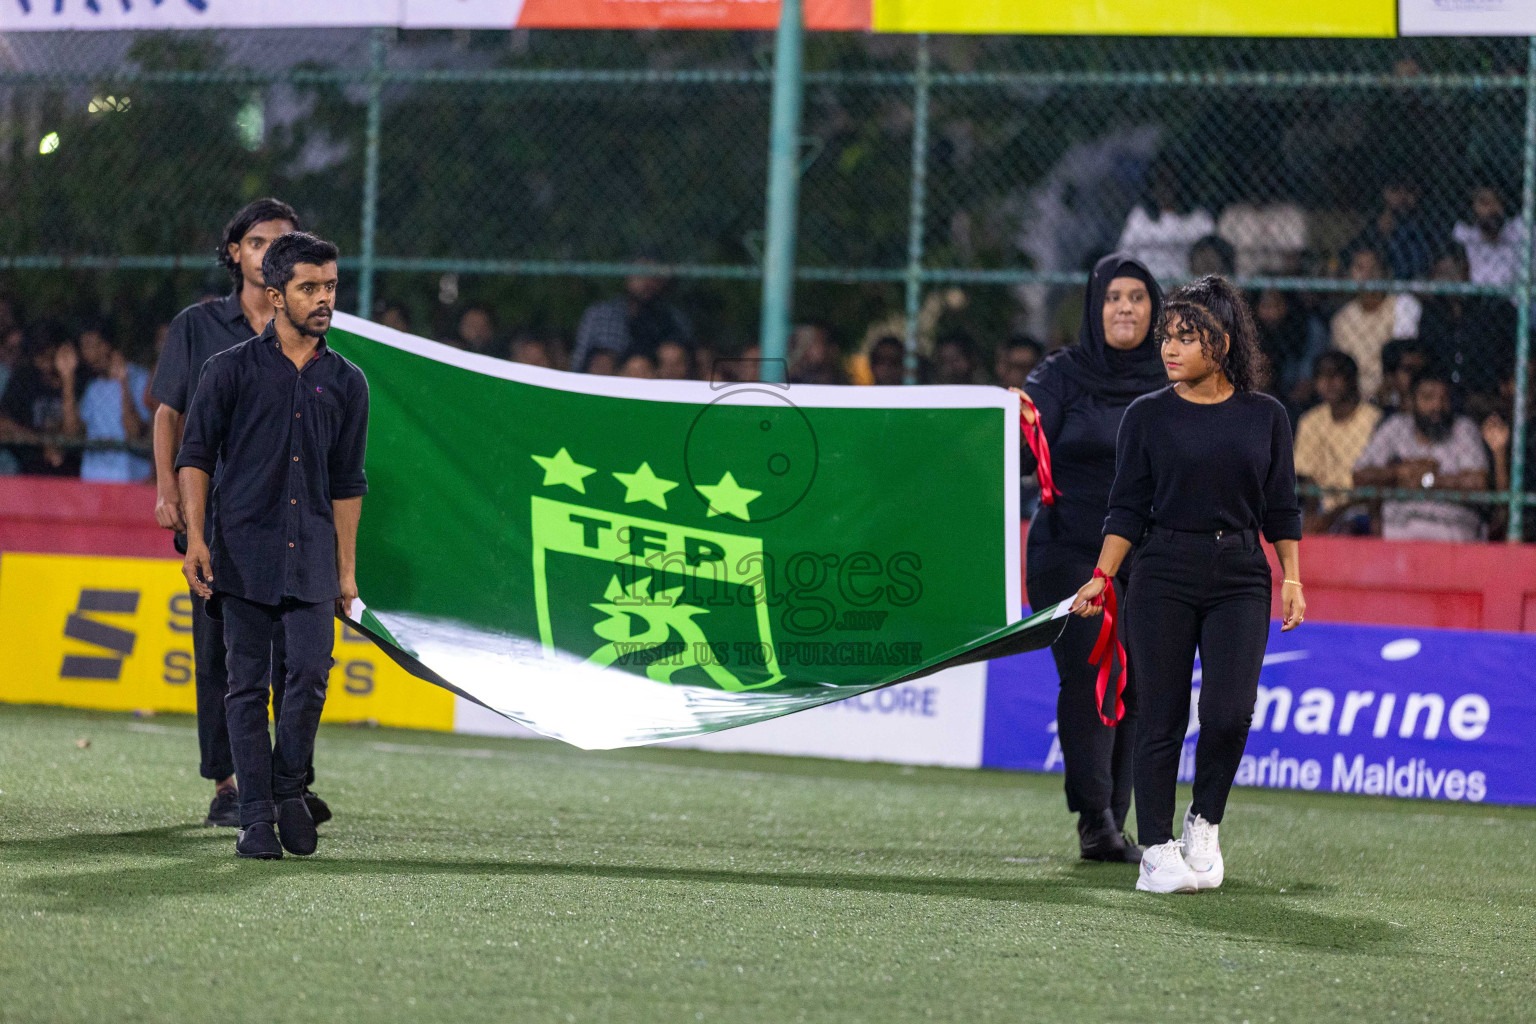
left=1135, top=840, right=1198, bottom=893
left=1181, top=804, right=1224, bottom=890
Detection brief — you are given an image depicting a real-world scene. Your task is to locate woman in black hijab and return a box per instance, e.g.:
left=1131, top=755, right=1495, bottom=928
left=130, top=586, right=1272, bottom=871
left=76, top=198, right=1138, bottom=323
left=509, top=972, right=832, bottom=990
left=1016, top=253, right=1166, bottom=863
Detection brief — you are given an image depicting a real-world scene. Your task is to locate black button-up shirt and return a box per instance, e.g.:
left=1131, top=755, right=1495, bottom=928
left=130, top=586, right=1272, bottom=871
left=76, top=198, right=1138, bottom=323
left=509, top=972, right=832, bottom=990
left=151, top=294, right=260, bottom=554
left=175, top=323, right=369, bottom=606
left=151, top=292, right=261, bottom=415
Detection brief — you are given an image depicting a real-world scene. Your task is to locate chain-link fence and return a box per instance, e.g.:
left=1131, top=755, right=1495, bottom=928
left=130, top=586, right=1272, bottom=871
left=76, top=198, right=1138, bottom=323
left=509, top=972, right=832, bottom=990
left=0, top=28, right=1532, bottom=536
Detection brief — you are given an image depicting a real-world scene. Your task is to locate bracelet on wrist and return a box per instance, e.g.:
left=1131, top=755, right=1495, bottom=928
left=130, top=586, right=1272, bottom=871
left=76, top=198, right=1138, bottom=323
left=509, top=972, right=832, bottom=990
left=1282, top=579, right=1302, bottom=587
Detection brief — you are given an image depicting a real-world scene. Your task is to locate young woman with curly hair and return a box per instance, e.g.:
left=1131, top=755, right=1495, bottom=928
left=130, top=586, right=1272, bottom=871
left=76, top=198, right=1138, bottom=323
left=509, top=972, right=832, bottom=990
left=1069, top=275, right=1306, bottom=894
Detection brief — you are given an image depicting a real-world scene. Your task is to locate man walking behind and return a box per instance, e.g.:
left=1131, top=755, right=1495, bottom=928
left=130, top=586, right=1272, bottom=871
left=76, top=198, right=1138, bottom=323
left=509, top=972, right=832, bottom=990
left=177, top=233, right=368, bottom=859
left=151, top=199, right=335, bottom=827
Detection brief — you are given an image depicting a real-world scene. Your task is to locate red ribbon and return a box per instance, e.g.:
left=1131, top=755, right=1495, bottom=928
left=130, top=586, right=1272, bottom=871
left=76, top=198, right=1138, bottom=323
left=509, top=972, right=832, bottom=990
left=1020, top=407, right=1057, bottom=506
left=1086, top=568, right=1128, bottom=727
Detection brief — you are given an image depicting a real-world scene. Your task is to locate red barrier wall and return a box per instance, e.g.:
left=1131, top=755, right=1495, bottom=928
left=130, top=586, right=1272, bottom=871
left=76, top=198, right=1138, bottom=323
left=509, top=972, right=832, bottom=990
left=1020, top=522, right=1536, bottom=633
left=0, top=477, right=168, bottom=560
left=1260, top=535, right=1536, bottom=633
left=2, top=478, right=1533, bottom=633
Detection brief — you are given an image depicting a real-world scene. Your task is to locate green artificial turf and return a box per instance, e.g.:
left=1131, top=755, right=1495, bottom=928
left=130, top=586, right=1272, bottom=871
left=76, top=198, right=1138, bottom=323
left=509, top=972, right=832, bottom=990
left=1, top=704, right=1533, bottom=1023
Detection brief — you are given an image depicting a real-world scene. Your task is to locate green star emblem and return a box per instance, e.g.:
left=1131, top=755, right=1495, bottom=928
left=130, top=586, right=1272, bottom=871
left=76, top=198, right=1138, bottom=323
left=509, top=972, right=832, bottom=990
left=531, top=447, right=597, bottom=494
left=697, top=470, right=762, bottom=521
left=613, top=461, right=680, bottom=510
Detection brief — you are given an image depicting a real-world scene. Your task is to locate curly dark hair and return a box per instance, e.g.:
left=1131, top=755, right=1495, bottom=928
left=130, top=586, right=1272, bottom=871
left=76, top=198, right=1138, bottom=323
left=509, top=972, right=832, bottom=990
left=1158, top=275, right=1266, bottom=393
left=217, top=198, right=300, bottom=284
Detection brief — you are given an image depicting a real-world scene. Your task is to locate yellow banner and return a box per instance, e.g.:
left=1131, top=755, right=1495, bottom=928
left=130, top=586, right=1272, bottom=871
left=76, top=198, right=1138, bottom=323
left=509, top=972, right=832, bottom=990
left=0, top=552, right=453, bottom=731
left=873, top=0, right=1397, bottom=37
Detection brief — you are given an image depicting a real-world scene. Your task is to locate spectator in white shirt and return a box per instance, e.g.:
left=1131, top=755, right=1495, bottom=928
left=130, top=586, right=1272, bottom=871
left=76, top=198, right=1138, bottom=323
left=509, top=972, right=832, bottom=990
left=1115, top=165, right=1215, bottom=283
left=1330, top=246, right=1421, bottom=403
left=1451, top=185, right=1524, bottom=288
left=1217, top=201, right=1308, bottom=276
left=1353, top=369, right=1489, bottom=542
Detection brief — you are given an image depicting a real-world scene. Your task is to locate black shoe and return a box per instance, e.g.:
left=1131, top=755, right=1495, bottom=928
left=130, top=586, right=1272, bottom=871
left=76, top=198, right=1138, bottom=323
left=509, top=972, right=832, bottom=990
left=1078, top=809, right=1141, bottom=863
left=1110, top=810, right=1144, bottom=864
left=276, top=796, right=318, bottom=856
left=235, top=822, right=283, bottom=859
left=204, top=787, right=240, bottom=828
left=303, top=789, right=332, bottom=826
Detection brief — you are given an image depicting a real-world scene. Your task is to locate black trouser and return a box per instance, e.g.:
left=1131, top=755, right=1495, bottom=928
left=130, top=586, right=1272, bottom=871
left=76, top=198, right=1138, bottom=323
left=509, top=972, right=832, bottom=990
left=222, top=596, right=334, bottom=827
left=1127, top=528, right=1272, bottom=847
left=192, top=590, right=237, bottom=782
left=1026, top=559, right=1136, bottom=829
left=191, top=591, right=309, bottom=785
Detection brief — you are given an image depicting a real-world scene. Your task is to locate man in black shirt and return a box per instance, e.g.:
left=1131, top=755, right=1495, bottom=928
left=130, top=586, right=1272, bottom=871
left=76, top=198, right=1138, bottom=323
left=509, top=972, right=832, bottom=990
left=177, top=232, right=368, bottom=859
left=150, top=199, right=335, bottom=829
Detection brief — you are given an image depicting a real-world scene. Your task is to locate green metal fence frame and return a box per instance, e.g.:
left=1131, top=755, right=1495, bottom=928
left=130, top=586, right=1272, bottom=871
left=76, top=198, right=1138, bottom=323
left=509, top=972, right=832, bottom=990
left=1512, top=36, right=1536, bottom=539
left=0, top=26, right=1532, bottom=535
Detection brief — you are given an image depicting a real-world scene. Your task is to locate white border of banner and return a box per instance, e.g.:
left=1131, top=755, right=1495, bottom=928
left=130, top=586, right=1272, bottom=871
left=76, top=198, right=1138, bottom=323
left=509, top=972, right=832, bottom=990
left=1399, top=0, right=1536, bottom=35
left=331, top=310, right=1023, bottom=626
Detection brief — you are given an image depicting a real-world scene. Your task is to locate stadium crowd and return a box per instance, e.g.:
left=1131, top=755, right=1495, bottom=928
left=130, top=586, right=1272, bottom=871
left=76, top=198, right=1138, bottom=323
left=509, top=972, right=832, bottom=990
left=0, top=180, right=1531, bottom=542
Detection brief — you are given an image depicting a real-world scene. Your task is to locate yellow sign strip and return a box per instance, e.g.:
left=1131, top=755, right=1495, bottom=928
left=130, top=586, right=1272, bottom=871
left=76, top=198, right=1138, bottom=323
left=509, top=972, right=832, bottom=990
left=873, top=0, right=1397, bottom=38
left=0, top=552, right=454, bottom=731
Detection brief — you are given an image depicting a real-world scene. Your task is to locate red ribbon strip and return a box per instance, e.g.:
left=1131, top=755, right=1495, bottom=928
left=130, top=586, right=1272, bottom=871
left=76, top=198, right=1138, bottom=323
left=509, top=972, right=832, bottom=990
left=1020, top=407, right=1057, bottom=506
left=1086, top=568, right=1128, bottom=727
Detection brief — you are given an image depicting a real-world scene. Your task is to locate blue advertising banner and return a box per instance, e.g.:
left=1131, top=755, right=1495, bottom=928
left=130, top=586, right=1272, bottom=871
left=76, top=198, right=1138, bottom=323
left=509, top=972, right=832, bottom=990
left=983, top=619, right=1536, bottom=806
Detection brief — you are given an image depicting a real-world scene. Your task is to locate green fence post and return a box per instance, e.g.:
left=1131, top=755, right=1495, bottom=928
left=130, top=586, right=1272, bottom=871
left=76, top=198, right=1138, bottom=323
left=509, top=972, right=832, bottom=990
left=902, top=34, right=931, bottom=386
left=356, top=26, right=386, bottom=319
left=1510, top=35, right=1536, bottom=540
left=757, top=0, right=805, bottom=384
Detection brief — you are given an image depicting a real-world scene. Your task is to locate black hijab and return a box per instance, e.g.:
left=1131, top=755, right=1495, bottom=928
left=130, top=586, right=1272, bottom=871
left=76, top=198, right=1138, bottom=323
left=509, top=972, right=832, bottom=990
left=1051, top=253, right=1167, bottom=401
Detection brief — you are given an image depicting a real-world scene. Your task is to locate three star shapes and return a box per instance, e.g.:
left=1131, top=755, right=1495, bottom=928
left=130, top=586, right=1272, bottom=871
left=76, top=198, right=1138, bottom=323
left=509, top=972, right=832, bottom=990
left=530, top=447, right=759, bottom=519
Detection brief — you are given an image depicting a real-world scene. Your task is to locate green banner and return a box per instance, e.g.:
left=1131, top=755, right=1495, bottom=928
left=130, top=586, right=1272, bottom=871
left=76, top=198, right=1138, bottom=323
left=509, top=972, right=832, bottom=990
left=327, top=313, right=1066, bottom=749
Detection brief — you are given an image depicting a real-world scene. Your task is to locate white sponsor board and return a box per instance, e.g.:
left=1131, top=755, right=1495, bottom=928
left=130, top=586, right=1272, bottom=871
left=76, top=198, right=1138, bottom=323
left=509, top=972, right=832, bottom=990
left=402, top=0, right=530, bottom=28
left=660, top=663, right=989, bottom=768
left=0, top=0, right=526, bottom=32
left=1400, top=0, right=1536, bottom=35
left=2, top=0, right=387, bottom=31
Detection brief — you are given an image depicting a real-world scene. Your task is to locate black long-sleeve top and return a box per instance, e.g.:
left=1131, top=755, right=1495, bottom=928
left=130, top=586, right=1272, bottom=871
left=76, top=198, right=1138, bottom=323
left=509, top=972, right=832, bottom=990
left=1022, top=361, right=1142, bottom=577
left=1104, top=386, right=1303, bottom=545
left=176, top=323, right=369, bottom=605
